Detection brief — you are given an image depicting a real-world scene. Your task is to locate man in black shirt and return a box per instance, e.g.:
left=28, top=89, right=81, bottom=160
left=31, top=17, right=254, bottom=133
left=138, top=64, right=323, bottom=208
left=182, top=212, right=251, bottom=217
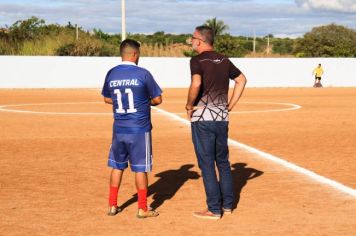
left=186, top=25, right=247, bottom=220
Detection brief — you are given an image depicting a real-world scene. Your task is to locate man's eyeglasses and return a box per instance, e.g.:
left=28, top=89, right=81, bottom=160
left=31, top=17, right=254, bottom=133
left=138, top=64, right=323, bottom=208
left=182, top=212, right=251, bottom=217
left=186, top=36, right=205, bottom=45
left=191, top=36, right=205, bottom=42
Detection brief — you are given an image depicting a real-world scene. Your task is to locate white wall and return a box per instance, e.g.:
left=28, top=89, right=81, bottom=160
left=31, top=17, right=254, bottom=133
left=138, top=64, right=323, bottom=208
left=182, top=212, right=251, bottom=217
left=232, top=58, right=356, bottom=87
left=0, top=56, right=355, bottom=88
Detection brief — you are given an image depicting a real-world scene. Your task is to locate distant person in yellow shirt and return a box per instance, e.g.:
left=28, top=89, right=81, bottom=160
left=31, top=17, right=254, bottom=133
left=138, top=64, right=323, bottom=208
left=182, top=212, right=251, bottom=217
left=313, top=64, right=324, bottom=88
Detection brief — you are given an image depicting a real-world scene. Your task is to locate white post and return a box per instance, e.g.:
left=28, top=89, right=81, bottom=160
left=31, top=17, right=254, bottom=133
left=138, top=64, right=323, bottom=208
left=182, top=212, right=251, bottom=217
left=121, top=0, right=126, bottom=41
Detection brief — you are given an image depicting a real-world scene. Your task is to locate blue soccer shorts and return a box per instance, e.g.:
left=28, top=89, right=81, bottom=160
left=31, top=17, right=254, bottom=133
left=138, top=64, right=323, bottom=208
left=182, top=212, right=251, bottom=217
left=108, top=132, right=152, bottom=172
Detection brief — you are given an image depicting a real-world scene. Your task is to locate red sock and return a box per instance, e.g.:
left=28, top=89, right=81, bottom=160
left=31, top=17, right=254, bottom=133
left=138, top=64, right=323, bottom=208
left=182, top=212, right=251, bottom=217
left=109, top=186, right=119, bottom=207
left=137, top=189, right=148, bottom=211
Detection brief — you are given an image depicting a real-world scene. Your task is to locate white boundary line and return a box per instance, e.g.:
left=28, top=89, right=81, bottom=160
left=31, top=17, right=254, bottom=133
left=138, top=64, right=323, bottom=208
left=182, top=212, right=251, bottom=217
left=151, top=106, right=356, bottom=198
left=231, top=101, right=301, bottom=114
left=0, top=101, right=301, bottom=115
left=0, top=102, right=112, bottom=115
left=0, top=101, right=355, bottom=196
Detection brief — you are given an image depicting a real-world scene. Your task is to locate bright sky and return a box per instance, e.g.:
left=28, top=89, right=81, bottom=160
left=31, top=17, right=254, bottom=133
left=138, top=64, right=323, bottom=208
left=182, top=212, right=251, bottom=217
left=0, top=0, right=355, bottom=38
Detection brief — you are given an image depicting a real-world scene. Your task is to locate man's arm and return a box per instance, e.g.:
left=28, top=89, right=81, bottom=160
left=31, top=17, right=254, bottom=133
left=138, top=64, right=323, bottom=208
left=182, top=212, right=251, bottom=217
left=186, top=74, right=201, bottom=110
left=228, top=73, right=247, bottom=112
left=104, top=97, right=113, bottom=104
left=186, top=74, right=202, bottom=120
left=151, top=95, right=162, bottom=106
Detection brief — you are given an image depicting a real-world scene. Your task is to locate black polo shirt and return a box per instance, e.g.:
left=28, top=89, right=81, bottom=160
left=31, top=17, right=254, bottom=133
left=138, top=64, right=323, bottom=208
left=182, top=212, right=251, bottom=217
left=190, top=51, right=242, bottom=122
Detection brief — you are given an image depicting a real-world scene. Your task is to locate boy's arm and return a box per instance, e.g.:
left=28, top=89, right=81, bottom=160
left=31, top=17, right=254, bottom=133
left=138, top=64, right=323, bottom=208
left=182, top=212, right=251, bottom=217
left=104, top=97, right=113, bottom=104
left=151, top=95, right=162, bottom=106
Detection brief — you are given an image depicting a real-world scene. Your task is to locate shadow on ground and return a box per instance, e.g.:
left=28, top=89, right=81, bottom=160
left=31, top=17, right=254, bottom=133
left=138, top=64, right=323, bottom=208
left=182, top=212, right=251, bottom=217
left=119, top=164, right=200, bottom=210
left=231, top=162, right=264, bottom=210
left=119, top=162, right=263, bottom=211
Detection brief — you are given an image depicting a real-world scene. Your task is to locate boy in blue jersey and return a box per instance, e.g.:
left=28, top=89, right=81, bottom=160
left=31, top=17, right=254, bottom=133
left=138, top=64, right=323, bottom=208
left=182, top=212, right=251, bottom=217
left=102, top=39, right=162, bottom=218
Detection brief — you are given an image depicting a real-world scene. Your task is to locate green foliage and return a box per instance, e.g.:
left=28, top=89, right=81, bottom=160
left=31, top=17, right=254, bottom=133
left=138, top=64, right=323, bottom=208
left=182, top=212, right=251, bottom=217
left=294, top=24, right=356, bottom=57
left=214, top=35, right=248, bottom=57
left=0, top=16, right=47, bottom=53
left=129, top=32, right=190, bottom=46
left=272, top=38, right=294, bottom=55
left=183, top=50, right=198, bottom=57
left=57, top=38, right=117, bottom=56
left=93, top=28, right=111, bottom=41
left=0, top=17, right=120, bottom=56
left=0, top=29, right=13, bottom=54
left=1, top=17, right=355, bottom=58
left=56, top=43, right=76, bottom=56
left=9, top=16, right=46, bottom=41
left=0, top=40, right=14, bottom=54
left=204, top=17, right=229, bottom=36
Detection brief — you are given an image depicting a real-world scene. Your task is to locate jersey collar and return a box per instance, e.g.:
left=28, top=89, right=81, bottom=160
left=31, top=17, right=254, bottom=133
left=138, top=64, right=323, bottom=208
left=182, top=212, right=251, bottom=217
left=120, top=61, right=137, bottom=66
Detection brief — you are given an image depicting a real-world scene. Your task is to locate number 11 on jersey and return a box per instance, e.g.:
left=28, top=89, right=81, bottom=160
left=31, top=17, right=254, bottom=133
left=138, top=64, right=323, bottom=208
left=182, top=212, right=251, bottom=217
left=114, top=88, right=137, bottom=114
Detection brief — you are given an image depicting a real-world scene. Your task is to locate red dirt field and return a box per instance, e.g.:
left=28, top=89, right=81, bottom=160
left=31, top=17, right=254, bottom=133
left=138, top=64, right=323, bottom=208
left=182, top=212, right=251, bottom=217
left=0, top=88, right=355, bottom=236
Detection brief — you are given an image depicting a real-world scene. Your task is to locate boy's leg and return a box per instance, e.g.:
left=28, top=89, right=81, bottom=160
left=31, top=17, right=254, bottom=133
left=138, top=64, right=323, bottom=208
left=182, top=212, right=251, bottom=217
left=128, top=132, right=158, bottom=218
left=107, top=132, right=128, bottom=215
left=128, top=132, right=151, bottom=211
left=135, top=172, right=148, bottom=211
left=109, top=168, right=124, bottom=207
left=107, top=169, right=124, bottom=216
left=135, top=172, right=159, bottom=218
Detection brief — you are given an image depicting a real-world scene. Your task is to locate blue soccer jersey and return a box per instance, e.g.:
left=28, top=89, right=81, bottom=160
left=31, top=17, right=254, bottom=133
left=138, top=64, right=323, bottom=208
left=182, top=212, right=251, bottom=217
left=102, top=62, right=162, bottom=133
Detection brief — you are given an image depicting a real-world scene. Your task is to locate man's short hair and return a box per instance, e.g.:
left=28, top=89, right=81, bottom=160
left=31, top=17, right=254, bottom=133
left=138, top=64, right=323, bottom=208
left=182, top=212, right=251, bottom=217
left=195, top=25, right=215, bottom=46
left=120, top=39, right=140, bottom=55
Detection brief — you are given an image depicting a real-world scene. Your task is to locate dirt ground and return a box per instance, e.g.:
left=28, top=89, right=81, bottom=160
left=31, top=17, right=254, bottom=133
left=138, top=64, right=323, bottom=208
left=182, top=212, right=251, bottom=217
left=0, top=88, right=355, bottom=236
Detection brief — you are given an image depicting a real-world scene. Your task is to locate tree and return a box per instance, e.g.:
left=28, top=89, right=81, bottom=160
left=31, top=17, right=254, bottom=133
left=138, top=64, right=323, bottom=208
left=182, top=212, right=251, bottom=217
left=272, top=38, right=294, bottom=55
left=203, top=17, right=229, bottom=36
left=294, top=24, right=356, bottom=57
left=93, top=28, right=111, bottom=41
left=9, top=16, right=45, bottom=41
left=215, top=35, right=248, bottom=57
